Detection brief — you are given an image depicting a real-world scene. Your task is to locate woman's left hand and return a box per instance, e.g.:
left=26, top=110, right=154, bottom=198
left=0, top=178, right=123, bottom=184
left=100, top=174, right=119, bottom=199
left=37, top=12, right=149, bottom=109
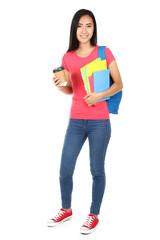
left=84, top=92, right=101, bottom=106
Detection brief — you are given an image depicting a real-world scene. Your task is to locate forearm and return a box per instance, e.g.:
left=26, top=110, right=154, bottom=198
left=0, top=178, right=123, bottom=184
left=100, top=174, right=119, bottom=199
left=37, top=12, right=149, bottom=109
left=58, top=85, right=73, bottom=95
left=99, top=82, right=123, bottom=99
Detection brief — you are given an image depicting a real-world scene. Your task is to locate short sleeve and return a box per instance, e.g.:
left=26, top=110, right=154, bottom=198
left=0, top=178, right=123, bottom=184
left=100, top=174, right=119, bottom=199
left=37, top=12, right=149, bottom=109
left=61, top=54, right=69, bottom=72
left=105, top=47, right=115, bottom=66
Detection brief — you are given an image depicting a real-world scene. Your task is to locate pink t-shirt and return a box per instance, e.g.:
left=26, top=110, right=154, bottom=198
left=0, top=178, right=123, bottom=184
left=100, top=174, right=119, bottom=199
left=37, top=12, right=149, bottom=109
left=61, top=45, right=115, bottom=119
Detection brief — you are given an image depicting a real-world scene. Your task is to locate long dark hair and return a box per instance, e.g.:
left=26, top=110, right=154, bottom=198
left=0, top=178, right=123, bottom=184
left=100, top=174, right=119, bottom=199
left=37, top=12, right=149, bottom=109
left=67, top=9, right=97, bottom=52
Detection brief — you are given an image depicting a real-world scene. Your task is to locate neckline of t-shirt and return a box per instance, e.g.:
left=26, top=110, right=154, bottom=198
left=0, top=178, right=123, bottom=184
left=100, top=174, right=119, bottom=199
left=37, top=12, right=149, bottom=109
left=74, top=45, right=99, bottom=59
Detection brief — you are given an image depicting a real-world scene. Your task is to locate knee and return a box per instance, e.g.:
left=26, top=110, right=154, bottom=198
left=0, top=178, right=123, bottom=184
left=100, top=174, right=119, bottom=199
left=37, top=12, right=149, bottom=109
left=90, top=168, right=105, bottom=178
left=59, top=168, right=73, bottom=181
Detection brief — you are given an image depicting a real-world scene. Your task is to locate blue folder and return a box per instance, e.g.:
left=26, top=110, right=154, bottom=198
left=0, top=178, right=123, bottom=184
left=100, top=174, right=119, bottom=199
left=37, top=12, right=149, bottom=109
left=93, top=69, right=110, bottom=102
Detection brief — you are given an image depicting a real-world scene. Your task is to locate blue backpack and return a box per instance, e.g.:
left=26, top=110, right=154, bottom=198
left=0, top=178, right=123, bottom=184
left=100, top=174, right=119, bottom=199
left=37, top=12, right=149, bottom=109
left=98, top=46, right=123, bottom=114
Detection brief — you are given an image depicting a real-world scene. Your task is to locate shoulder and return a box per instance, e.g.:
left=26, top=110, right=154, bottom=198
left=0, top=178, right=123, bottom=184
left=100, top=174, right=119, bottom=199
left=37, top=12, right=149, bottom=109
left=104, top=46, right=115, bottom=66
left=104, top=46, right=114, bottom=55
left=62, top=50, right=75, bottom=72
left=98, top=45, right=114, bottom=57
left=62, top=50, right=75, bottom=60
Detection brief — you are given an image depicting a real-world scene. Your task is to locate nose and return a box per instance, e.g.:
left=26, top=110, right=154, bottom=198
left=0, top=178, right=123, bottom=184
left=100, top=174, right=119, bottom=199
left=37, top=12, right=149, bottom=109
left=81, top=26, right=87, bottom=33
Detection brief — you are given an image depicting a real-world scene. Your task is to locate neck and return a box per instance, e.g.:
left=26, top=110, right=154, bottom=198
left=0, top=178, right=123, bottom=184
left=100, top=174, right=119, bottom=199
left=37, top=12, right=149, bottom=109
left=78, top=41, right=93, bottom=51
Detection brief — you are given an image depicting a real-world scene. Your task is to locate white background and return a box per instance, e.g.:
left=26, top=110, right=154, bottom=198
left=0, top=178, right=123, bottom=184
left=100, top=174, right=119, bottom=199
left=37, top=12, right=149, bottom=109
left=0, top=0, right=160, bottom=239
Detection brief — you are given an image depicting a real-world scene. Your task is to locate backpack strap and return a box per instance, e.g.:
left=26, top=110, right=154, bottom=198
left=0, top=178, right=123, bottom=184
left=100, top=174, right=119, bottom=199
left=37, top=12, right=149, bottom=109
left=98, top=45, right=123, bottom=114
left=98, top=46, right=106, bottom=60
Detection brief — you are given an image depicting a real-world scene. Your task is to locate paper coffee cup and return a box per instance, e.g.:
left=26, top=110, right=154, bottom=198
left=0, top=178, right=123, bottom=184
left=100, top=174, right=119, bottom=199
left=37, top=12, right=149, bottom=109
left=53, top=66, right=67, bottom=86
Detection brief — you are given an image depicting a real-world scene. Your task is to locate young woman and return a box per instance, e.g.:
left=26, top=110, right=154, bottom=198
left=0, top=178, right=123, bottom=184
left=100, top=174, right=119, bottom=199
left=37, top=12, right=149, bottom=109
left=47, top=9, right=123, bottom=234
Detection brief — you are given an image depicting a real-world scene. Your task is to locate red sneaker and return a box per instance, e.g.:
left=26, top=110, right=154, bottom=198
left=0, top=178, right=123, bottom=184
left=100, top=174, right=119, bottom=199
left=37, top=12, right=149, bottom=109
left=80, top=214, right=99, bottom=234
left=47, top=208, right=72, bottom=227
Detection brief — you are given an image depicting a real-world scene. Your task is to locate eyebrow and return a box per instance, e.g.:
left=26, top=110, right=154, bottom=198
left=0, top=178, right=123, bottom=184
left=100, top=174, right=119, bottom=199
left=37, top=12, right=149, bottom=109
left=78, top=22, right=92, bottom=25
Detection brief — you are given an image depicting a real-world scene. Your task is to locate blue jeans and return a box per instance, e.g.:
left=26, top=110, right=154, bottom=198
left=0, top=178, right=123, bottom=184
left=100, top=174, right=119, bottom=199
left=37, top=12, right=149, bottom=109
left=59, top=118, right=111, bottom=215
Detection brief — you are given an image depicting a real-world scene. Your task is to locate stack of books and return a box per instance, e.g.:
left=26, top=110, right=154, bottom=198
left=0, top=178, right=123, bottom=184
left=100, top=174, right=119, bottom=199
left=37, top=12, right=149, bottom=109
left=80, top=58, right=110, bottom=102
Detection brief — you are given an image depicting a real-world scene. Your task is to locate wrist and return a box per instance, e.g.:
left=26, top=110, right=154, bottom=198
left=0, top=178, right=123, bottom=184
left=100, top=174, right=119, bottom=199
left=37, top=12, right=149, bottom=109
left=98, top=92, right=103, bottom=101
left=99, top=91, right=109, bottom=100
left=59, top=85, right=73, bottom=94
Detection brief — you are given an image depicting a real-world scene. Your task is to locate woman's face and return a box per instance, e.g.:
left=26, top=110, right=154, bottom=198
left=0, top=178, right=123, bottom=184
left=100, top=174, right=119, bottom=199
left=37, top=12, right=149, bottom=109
left=76, top=15, right=94, bottom=44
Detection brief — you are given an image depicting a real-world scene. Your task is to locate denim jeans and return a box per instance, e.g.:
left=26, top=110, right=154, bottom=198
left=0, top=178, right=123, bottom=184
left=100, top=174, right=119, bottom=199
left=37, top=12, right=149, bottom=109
left=59, top=118, right=111, bottom=215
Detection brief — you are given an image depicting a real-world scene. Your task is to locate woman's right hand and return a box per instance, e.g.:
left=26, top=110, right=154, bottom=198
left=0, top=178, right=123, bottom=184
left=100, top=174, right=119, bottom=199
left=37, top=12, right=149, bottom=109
left=52, top=75, right=61, bottom=90
left=52, top=73, right=73, bottom=94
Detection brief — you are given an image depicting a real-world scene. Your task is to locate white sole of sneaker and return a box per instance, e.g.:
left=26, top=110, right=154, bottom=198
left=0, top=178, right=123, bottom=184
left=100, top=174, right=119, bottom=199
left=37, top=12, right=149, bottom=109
left=80, top=222, right=99, bottom=234
left=47, top=215, right=73, bottom=227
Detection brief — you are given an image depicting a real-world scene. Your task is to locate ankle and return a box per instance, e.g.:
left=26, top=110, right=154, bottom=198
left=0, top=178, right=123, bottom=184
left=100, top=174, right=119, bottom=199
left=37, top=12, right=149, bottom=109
left=90, top=213, right=98, bottom=218
left=63, top=208, right=72, bottom=213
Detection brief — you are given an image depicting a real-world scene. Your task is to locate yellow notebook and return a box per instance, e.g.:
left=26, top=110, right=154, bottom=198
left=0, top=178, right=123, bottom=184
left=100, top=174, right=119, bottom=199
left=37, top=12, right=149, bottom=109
left=87, top=59, right=107, bottom=77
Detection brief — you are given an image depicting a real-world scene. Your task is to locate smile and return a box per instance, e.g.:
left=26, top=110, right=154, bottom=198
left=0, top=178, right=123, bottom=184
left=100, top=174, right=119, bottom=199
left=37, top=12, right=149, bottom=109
left=80, top=35, right=88, bottom=38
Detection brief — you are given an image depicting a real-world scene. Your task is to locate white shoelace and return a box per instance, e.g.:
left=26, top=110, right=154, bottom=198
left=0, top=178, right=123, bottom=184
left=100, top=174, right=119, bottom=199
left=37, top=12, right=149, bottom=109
left=53, top=209, right=66, bottom=221
left=83, top=215, right=95, bottom=228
